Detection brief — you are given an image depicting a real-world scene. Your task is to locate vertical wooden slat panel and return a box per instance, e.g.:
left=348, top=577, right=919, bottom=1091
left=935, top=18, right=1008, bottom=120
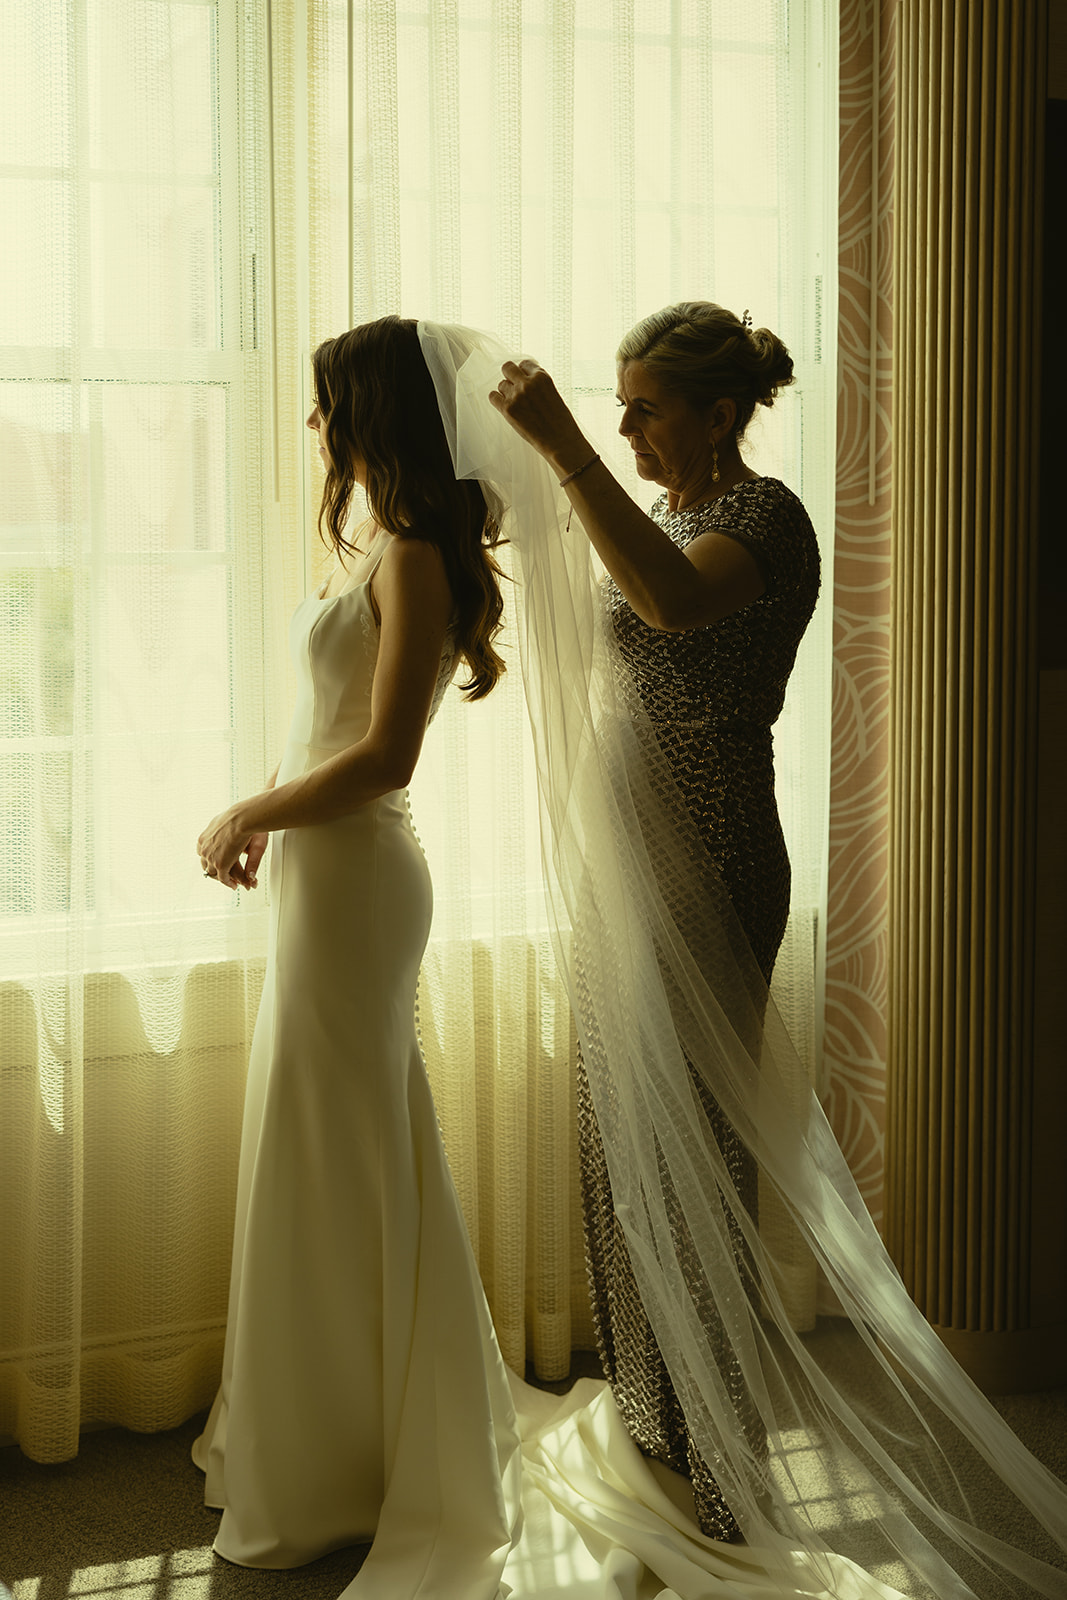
left=885, top=0, right=1045, bottom=1383
left=940, top=0, right=966, bottom=1331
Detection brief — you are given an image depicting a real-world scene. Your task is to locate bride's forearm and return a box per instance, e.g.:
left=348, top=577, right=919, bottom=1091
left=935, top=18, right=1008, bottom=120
left=200, top=710, right=426, bottom=892
left=233, top=740, right=412, bottom=835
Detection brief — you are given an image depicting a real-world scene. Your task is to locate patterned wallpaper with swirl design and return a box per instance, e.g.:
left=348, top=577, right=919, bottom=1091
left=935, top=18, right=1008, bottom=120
left=823, top=0, right=896, bottom=1227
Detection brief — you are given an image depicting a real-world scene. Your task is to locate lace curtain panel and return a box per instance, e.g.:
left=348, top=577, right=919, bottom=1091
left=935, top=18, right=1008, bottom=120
left=0, top=0, right=836, bottom=1461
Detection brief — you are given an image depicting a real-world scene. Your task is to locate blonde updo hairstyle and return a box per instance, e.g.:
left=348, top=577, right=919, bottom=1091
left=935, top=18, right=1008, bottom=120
left=616, top=301, right=795, bottom=439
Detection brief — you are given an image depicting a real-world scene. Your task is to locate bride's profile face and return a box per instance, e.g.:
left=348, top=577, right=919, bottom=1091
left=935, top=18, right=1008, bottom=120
left=306, top=403, right=330, bottom=467
left=306, top=400, right=367, bottom=486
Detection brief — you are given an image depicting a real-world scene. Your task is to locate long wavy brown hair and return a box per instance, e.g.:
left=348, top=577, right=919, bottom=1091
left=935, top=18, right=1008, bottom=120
left=312, top=316, right=506, bottom=700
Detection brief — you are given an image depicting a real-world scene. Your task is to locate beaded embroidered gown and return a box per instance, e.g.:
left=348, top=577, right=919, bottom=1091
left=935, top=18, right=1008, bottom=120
left=577, top=476, right=821, bottom=1540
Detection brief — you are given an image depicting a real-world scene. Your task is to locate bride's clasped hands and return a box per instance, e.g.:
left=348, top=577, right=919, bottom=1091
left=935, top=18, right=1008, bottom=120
left=197, top=807, right=266, bottom=890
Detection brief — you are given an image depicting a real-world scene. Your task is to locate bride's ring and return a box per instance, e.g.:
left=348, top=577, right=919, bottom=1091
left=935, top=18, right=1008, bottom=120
left=203, top=868, right=215, bottom=878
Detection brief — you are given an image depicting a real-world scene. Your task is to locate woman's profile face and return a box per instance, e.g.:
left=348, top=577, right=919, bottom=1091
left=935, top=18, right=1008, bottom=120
left=306, top=397, right=367, bottom=486
left=616, top=361, right=718, bottom=501
left=306, top=403, right=330, bottom=467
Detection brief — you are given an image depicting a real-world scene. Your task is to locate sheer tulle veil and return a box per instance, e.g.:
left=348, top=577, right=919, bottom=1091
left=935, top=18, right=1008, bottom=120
left=417, top=320, right=1067, bottom=1600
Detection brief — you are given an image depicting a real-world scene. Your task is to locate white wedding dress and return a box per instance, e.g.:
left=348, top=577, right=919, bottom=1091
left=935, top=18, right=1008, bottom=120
left=191, top=543, right=520, bottom=1596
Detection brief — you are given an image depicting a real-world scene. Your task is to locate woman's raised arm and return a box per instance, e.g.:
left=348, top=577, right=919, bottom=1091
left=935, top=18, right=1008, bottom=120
left=490, top=359, right=763, bottom=631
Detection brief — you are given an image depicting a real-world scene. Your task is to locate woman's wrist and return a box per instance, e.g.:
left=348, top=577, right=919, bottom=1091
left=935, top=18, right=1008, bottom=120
left=558, top=452, right=601, bottom=487
left=231, top=794, right=268, bottom=836
left=548, top=434, right=598, bottom=481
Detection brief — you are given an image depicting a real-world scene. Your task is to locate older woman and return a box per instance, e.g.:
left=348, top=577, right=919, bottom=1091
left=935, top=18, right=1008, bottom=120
left=492, top=300, right=820, bottom=1540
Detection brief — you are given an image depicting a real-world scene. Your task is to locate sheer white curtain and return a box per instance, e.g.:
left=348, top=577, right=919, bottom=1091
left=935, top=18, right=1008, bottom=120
left=0, top=0, right=286, bottom=1461
left=0, top=0, right=835, bottom=1459
left=291, top=0, right=837, bottom=1361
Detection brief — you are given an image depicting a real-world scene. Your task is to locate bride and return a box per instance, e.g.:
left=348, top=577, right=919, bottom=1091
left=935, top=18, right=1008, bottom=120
left=193, top=316, right=520, bottom=1597
left=194, top=315, right=1067, bottom=1600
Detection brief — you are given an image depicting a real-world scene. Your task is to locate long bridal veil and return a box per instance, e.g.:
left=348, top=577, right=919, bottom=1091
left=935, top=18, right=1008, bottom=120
left=417, top=321, right=1067, bottom=1600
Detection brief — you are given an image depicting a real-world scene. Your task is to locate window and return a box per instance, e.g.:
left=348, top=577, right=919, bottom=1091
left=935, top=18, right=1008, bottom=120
left=0, top=0, right=272, bottom=973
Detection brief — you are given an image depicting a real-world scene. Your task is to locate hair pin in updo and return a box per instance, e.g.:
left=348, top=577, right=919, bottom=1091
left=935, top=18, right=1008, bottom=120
left=741, top=309, right=753, bottom=328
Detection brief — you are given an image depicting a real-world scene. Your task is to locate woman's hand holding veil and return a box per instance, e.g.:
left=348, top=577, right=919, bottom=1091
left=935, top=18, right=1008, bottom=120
left=489, top=359, right=595, bottom=480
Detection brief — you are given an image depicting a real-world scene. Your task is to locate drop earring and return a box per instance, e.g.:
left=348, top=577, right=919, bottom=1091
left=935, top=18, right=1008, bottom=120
left=711, top=439, right=720, bottom=483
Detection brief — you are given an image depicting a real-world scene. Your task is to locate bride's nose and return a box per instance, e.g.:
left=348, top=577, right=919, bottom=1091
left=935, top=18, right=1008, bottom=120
left=306, top=406, right=320, bottom=431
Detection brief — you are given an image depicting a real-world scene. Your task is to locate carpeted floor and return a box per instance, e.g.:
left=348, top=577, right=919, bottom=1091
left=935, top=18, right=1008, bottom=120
left=2, top=1409, right=367, bottom=1600
left=0, top=1355, right=604, bottom=1600
left=2, top=1361, right=1065, bottom=1600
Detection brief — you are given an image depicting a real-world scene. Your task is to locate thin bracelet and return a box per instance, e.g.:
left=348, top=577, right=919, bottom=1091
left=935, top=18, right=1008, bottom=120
left=558, top=453, right=600, bottom=488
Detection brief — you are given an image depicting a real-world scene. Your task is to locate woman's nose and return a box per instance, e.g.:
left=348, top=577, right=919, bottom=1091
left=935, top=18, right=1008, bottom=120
left=306, top=406, right=319, bottom=430
left=618, top=407, right=635, bottom=437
